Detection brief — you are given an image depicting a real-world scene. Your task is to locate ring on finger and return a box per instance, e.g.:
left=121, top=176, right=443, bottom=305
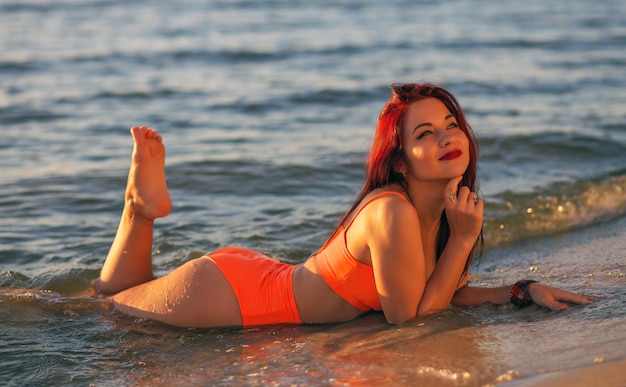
left=446, top=192, right=457, bottom=203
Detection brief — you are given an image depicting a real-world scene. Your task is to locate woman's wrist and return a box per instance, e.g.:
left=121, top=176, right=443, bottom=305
left=510, top=279, right=537, bottom=308
left=445, top=235, right=477, bottom=258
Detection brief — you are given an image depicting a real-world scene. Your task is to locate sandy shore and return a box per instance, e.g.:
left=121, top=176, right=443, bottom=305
left=502, top=357, right=626, bottom=387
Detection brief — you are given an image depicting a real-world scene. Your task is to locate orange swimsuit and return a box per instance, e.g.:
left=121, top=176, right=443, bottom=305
left=207, top=246, right=301, bottom=327
left=314, top=191, right=408, bottom=311
left=208, top=191, right=406, bottom=326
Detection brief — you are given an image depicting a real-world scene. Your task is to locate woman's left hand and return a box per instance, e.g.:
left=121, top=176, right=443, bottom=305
left=444, top=177, right=483, bottom=243
left=527, top=282, right=597, bottom=310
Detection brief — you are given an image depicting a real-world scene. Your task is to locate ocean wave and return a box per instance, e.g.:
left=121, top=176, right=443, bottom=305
left=204, top=86, right=382, bottom=116
left=0, top=0, right=129, bottom=14
left=0, top=60, right=47, bottom=73
left=0, top=105, right=69, bottom=124
left=484, top=174, right=626, bottom=247
left=167, top=158, right=358, bottom=197
left=481, top=130, right=626, bottom=161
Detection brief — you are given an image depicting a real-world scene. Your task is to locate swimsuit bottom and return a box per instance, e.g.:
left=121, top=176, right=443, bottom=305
left=207, top=246, right=301, bottom=327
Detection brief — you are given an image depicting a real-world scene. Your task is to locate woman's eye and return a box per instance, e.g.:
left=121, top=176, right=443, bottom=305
left=417, top=130, right=432, bottom=139
left=448, top=122, right=459, bottom=129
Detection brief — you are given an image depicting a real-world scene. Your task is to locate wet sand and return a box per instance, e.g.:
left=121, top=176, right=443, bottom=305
left=502, top=357, right=626, bottom=387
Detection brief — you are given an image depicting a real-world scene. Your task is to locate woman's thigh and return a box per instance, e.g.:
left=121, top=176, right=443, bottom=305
left=110, top=256, right=243, bottom=328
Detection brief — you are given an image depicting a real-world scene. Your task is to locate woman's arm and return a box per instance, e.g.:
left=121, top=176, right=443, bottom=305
left=415, top=235, right=476, bottom=315
left=452, top=282, right=594, bottom=310
left=368, top=183, right=483, bottom=322
left=416, top=182, right=484, bottom=315
left=451, top=285, right=511, bottom=306
left=368, top=196, right=427, bottom=324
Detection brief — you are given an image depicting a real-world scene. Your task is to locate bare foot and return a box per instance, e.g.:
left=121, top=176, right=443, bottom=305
left=125, top=126, right=172, bottom=220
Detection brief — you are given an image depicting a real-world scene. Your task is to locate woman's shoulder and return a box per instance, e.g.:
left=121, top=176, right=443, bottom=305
left=356, top=186, right=420, bottom=245
left=365, top=185, right=410, bottom=204
left=360, top=186, right=415, bottom=220
left=343, top=185, right=415, bottom=230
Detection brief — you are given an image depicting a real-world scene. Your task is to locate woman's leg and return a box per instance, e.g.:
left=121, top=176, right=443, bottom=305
left=93, top=126, right=172, bottom=294
left=110, top=256, right=243, bottom=328
left=96, top=126, right=243, bottom=327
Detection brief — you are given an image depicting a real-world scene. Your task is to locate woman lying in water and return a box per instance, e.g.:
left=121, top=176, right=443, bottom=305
left=93, top=83, right=593, bottom=328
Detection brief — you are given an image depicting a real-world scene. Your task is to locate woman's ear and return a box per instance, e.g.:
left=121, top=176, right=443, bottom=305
left=393, top=157, right=407, bottom=178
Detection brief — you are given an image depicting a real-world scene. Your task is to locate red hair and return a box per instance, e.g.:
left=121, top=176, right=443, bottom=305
left=325, top=83, right=482, bottom=264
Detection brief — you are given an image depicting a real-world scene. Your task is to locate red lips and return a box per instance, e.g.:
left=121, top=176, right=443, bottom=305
left=439, top=149, right=462, bottom=160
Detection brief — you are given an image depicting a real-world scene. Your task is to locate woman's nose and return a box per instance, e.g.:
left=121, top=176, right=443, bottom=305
left=438, top=130, right=452, bottom=147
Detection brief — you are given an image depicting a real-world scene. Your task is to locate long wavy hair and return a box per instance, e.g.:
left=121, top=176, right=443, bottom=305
left=325, top=83, right=482, bottom=267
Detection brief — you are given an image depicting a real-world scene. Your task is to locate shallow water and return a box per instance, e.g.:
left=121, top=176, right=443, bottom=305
left=2, top=215, right=625, bottom=386
left=1, top=0, right=625, bottom=385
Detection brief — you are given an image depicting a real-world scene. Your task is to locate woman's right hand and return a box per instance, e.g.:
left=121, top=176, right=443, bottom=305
left=444, top=176, right=483, bottom=243
left=527, top=282, right=596, bottom=310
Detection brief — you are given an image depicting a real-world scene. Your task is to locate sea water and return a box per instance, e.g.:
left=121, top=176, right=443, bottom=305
left=1, top=0, right=625, bottom=385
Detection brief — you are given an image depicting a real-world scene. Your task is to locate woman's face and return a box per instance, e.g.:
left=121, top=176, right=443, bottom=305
left=400, top=98, right=470, bottom=183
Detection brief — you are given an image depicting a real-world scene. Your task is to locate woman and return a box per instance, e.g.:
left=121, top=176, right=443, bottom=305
left=93, top=83, right=592, bottom=328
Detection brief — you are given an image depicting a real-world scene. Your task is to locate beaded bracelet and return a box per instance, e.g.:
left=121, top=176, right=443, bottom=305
left=510, top=279, right=537, bottom=308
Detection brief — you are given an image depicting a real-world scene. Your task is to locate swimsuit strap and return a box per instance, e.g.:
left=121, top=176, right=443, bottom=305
left=317, top=191, right=409, bottom=252
left=343, top=191, right=409, bottom=232
left=313, top=190, right=409, bottom=311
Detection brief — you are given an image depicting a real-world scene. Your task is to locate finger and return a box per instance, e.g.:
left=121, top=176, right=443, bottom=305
left=456, top=186, right=471, bottom=203
left=468, top=192, right=479, bottom=204
left=445, top=192, right=457, bottom=204
left=445, top=176, right=463, bottom=196
left=550, top=301, right=568, bottom=311
left=556, top=290, right=593, bottom=305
